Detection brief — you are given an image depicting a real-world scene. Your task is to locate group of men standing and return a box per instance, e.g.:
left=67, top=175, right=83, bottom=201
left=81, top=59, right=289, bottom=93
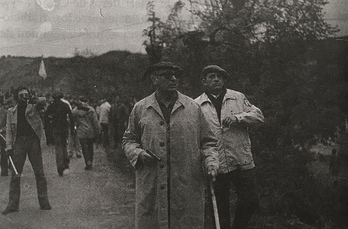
left=0, top=61, right=264, bottom=228
left=1, top=88, right=101, bottom=215
left=123, top=62, right=264, bottom=229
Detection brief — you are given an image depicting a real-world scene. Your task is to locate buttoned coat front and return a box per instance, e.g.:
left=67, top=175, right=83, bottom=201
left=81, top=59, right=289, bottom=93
left=123, top=92, right=219, bottom=229
left=195, top=89, right=264, bottom=173
left=6, top=101, right=46, bottom=151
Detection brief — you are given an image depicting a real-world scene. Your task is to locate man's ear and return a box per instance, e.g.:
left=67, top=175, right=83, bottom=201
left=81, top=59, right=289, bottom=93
left=202, top=78, right=207, bottom=86
left=151, top=75, right=157, bottom=85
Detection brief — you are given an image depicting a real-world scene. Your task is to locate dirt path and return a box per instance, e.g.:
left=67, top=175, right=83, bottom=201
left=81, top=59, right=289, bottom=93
left=0, top=145, right=135, bottom=229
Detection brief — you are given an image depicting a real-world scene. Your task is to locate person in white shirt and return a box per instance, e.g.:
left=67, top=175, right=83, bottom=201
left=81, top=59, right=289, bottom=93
left=99, top=98, right=111, bottom=148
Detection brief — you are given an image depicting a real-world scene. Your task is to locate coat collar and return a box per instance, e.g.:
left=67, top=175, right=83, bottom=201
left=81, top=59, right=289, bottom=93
left=196, top=89, right=236, bottom=105
left=145, top=91, right=189, bottom=119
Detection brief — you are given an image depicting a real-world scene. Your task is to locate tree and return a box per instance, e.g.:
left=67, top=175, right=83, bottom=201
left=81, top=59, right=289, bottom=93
left=143, top=0, right=343, bottom=147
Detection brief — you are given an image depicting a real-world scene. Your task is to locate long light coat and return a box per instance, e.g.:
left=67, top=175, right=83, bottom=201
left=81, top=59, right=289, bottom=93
left=123, top=92, right=219, bottom=229
left=6, top=101, right=47, bottom=151
left=195, top=89, right=264, bottom=173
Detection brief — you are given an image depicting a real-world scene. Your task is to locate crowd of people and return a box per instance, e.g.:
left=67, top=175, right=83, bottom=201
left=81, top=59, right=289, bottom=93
left=0, top=87, right=133, bottom=215
left=0, top=62, right=346, bottom=228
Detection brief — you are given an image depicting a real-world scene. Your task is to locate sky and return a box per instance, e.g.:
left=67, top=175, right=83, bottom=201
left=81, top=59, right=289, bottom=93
left=0, top=0, right=347, bottom=58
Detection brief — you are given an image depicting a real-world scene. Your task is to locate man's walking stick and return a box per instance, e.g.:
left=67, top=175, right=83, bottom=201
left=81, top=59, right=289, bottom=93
left=210, top=180, right=221, bottom=229
left=8, top=156, right=19, bottom=176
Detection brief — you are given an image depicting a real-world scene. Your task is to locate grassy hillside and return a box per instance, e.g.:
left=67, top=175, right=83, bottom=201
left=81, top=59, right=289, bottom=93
left=0, top=51, right=150, bottom=99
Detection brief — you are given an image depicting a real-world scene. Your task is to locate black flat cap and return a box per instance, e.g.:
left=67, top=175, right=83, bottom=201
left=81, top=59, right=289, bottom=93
left=143, top=62, right=183, bottom=80
left=201, top=65, right=229, bottom=78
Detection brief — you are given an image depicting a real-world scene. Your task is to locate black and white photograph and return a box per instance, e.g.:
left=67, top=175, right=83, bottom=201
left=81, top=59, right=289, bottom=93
left=0, top=0, right=348, bottom=228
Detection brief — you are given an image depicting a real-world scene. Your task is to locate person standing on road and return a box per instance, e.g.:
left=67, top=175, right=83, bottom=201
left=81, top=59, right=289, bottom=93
left=110, top=94, right=129, bottom=148
left=72, top=97, right=100, bottom=170
left=99, top=97, right=111, bottom=149
left=45, top=91, right=74, bottom=176
left=2, top=86, right=51, bottom=215
left=68, top=99, right=82, bottom=158
left=123, top=62, right=219, bottom=229
left=0, top=100, right=11, bottom=176
left=195, top=65, right=264, bottom=229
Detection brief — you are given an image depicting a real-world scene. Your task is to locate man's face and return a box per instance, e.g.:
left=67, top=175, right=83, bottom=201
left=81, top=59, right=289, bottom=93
left=152, top=69, right=178, bottom=93
left=203, top=72, right=225, bottom=94
left=18, top=89, right=29, bottom=102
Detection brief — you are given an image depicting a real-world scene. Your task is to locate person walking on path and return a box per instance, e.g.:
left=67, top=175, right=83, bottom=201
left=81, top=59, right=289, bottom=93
left=45, top=91, right=74, bottom=176
left=110, top=94, right=129, bottom=148
left=99, top=97, right=111, bottom=149
left=0, top=100, right=11, bottom=176
left=123, top=62, right=219, bottom=229
left=68, top=99, right=82, bottom=158
left=72, top=97, right=100, bottom=170
left=2, top=86, right=51, bottom=215
left=195, top=65, right=264, bottom=229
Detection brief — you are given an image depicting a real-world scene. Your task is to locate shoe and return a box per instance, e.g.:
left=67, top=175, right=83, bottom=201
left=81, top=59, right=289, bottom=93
left=2, top=208, right=18, bottom=215
left=58, top=168, right=64, bottom=176
left=40, top=204, right=52, bottom=210
left=84, top=165, right=92, bottom=170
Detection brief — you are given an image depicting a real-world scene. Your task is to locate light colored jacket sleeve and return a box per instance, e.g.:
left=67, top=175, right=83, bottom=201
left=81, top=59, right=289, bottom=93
left=199, top=108, right=219, bottom=171
left=122, top=106, right=145, bottom=168
left=234, top=95, right=264, bottom=124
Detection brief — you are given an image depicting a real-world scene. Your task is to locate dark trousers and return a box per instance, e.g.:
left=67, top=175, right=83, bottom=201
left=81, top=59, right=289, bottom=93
left=6, top=135, right=50, bottom=209
left=0, top=150, right=9, bottom=176
left=101, top=123, right=109, bottom=148
left=214, top=168, right=259, bottom=229
left=0, top=134, right=8, bottom=176
left=53, top=133, right=69, bottom=171
left=79, top=138, right=94, bottom=167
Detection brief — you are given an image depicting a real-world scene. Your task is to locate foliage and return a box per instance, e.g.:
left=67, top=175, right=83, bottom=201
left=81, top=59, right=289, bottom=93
left=142, top=0, right=348, bottom=227
left=142, top=0, right=346, bottom=146
left=251, top=147, right=339, bottom=228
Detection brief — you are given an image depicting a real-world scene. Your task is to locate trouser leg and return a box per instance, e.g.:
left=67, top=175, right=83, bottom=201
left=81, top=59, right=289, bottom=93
left=87, top=138, right=94, bottom=165
left=231, top=168, right=259, bottom=229
left=27, top=137, right=50, bottom=208
left=80, top=138, right=90, bottom=166
left=6, top=138, right=27, bottom=210
left=1, top=149, right=9, bottom=176
left=215, top=172, right=232, bottom=229
left=61, top=135, right=69, bottom=169
left=101, top=124, right=109, bottom=148
left=53, top=134, right=64, bottom=172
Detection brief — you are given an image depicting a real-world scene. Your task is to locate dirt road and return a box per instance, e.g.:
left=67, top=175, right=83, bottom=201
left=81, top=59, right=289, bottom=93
left=0, top=145, right=135, bottom=229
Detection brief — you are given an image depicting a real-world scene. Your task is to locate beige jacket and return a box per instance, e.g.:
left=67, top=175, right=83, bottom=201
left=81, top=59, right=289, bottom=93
left=6, top=100, right=46, bottom=151
left=123, top=92, right=219, bottom=229
left=195, top=89, right=264, bottom=173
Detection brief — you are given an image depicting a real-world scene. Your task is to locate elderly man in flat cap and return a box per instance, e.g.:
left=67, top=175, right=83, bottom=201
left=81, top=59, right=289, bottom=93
left=195, top=65, right=264, bottom=229
left=123, top=62, right=219, bottom=229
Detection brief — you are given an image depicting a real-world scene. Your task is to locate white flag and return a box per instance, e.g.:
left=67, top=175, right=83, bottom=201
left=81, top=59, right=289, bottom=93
left=39, top=59, right=47, bottom=79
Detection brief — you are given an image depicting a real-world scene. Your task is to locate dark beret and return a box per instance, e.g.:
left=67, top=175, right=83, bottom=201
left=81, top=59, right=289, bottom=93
left=52, top=91, right=64, bottom=99
left=143, top=62, right=183, bottom=80
left=201, top=65, right=229, bottom=78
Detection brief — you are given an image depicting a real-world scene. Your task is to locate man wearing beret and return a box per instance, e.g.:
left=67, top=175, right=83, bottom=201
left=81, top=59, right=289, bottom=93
left=195, top=65, right=264, bottom=229
left=123, top=62, right=219, bottom=229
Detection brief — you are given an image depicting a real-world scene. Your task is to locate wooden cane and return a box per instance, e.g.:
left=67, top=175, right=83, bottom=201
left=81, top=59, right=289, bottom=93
left=210, top=180, right=221, bottom=229
left=8, top=156, right=19, bottom=175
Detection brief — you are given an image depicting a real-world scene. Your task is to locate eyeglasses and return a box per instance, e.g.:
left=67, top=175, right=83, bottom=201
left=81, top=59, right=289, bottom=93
left=18, top=92, right=29, bottom=100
